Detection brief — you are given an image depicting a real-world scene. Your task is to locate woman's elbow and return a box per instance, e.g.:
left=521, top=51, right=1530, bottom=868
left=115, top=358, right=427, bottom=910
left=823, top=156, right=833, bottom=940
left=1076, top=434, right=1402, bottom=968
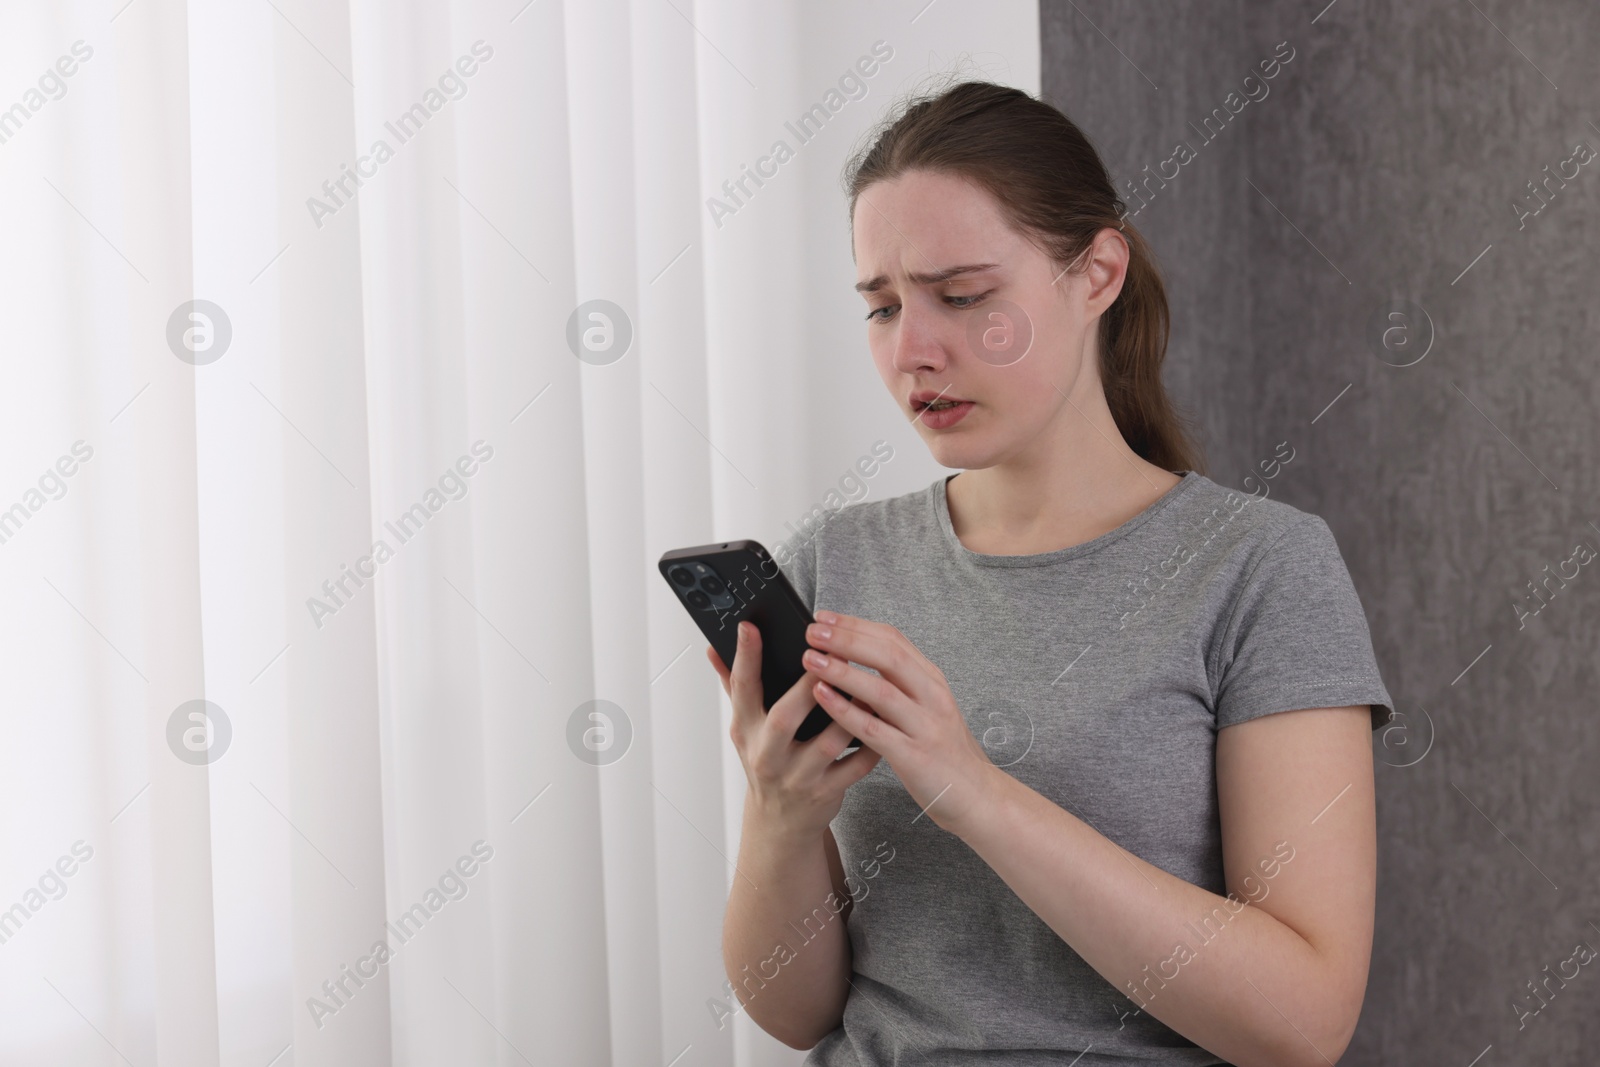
left=1285, top=986, right=1364, bottom=1067
left=762, top=1018, right=832, bottom=1051
left=1242, top=965, right=1365, bottom=1067
left=742, top=1001, right=840, bottom=1052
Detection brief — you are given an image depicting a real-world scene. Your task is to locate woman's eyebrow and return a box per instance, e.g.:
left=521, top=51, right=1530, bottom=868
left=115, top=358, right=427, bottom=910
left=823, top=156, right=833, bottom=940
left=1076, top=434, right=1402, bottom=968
left=854, top=262, right=1001, bottom=294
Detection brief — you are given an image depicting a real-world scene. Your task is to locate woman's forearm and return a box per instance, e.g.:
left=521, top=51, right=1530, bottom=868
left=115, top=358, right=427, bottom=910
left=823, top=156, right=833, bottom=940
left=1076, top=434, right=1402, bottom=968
left=721, top=801, right=852, bottom=1049
left=951, top=766, right=1356, bottom=1067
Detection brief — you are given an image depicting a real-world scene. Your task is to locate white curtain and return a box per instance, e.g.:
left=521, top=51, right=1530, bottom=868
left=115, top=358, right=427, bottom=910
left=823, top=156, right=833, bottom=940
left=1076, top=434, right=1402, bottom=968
left=0, top=1, right=1036, bottom=1064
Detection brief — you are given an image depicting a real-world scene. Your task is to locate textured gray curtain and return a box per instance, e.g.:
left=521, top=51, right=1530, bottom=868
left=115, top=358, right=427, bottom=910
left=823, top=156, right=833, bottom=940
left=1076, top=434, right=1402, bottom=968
left=1041, top=1, right=1600, bottom=1062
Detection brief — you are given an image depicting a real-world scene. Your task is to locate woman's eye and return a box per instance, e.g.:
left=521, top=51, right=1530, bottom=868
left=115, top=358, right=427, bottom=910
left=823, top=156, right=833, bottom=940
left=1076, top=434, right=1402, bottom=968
left=865, top=291, right=989, bottom=321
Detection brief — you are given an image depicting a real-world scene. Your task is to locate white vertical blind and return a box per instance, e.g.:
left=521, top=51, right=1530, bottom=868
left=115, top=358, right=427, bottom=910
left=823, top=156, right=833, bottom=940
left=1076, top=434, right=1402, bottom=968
left=0, top=1, right=1037, bottom=1063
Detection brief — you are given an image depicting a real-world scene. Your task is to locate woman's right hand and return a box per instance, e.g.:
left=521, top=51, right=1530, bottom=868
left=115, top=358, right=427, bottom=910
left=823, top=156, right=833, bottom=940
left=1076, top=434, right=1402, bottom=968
left=706, top=620, right=882, bottom=838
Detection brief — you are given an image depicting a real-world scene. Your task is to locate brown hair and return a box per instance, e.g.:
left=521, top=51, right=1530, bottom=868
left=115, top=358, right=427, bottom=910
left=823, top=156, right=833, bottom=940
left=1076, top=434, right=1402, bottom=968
left=843, top=78, right=1205, bottom=475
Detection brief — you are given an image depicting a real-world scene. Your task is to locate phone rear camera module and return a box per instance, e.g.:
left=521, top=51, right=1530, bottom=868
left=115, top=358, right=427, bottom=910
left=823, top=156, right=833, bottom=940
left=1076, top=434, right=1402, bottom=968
left=669, top=559, right=739, bottom=612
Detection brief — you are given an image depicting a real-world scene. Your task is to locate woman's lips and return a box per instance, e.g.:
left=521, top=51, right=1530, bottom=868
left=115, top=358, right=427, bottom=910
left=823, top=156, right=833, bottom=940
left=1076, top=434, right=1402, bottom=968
left=918, top=400, right=974, bottom=429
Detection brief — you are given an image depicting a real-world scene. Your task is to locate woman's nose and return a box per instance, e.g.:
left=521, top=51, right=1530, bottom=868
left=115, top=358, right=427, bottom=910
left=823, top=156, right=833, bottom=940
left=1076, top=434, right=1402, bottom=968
left=890, top=302, right=949, bottom=374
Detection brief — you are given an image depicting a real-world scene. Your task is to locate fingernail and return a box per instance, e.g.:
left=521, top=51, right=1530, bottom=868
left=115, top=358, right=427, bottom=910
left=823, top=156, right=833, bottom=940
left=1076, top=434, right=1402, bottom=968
left=804, top=649, right=828, bottom=669
left=816, top=610, right=838, bottom=624
left=810, top=624, right=832, bottom=641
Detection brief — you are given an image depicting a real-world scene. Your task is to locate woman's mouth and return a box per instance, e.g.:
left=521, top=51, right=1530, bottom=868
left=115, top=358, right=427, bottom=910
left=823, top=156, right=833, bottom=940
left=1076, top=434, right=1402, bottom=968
left=915, top=398, right=974, bottom=429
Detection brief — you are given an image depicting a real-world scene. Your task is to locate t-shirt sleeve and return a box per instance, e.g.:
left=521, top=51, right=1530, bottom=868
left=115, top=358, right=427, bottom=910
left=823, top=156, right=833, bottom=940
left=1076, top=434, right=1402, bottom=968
left=1211, top=515, right=1394, bottom=731
left=775, top=526, right=819, bottom=615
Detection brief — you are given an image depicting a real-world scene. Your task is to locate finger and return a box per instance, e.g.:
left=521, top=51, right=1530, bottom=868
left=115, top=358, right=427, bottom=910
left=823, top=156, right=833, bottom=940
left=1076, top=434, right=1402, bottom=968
left=728, top=621, right=766, bottom=732
left=814, top=678, right=903, bottom=756
left=761, top=664, right=829, bottom=751
left=801, top=646, right=911, bottom=730
left=819, top=614, right=934, bottom=687
left=823, top=611, right=937, bottom=674
left=822, top=740, right=883, bottom=791
left=790, top=714, right=862, bottom=773
left=810, top=614, right=940, bottom=704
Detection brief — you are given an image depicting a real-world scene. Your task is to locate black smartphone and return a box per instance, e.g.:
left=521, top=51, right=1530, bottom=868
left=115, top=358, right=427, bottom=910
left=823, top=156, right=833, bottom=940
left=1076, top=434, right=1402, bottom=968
left=659, top=539, right=855, bottom=745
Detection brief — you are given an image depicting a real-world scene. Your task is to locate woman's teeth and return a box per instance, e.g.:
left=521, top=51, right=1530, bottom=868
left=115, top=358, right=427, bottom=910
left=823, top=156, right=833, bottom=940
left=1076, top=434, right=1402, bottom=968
left=927, top=400, right=960, bottom=410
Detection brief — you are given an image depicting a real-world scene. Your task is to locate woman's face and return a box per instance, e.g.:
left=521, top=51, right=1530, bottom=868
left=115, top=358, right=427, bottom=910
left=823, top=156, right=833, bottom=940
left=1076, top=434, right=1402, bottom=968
left=851, top=169, right=1128, bottom=472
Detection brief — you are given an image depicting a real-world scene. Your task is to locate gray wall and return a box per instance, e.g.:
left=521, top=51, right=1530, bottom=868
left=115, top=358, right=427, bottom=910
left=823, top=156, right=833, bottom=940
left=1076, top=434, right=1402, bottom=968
left=1042, top=1, right=1600, bottom=1062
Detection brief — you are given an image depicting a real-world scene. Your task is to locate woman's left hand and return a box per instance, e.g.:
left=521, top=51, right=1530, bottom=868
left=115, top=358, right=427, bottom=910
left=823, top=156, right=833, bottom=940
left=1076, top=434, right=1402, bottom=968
left=802, top=610, right=997, bottom=835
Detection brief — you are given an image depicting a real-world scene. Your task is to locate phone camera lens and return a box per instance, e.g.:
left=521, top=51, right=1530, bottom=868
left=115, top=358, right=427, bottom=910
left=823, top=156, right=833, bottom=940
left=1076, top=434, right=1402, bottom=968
left=701, top=576, right=725, bottom=596
left=669, top=566, right=695, bottom=587
left=687, top=590, right=710, bottom=610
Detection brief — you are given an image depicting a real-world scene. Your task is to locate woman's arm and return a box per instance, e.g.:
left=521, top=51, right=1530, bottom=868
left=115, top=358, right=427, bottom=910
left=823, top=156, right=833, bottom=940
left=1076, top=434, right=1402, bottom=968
left=954, top=704, right=1376, bottom=1067
left=803, top=611, right=1377, bottom=1065
left=721, top=816, right=855, bottom=1048
left=708, top=620, right=881, bottom=1049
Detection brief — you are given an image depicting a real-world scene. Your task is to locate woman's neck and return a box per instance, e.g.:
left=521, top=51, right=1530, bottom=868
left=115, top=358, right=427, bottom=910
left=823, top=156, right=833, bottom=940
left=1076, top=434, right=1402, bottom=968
left=945, top=430, right=1182, bottom=557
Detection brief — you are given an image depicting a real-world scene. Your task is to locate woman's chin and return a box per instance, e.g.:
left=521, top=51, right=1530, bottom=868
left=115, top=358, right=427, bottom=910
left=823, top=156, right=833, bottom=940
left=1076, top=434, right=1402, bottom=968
left=924, top=434, right=998, bottom=471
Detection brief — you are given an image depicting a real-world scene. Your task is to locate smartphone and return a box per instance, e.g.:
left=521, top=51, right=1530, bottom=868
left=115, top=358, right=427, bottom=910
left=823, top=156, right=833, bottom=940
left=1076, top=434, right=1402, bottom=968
left=659, top=539, right=855, bottom=745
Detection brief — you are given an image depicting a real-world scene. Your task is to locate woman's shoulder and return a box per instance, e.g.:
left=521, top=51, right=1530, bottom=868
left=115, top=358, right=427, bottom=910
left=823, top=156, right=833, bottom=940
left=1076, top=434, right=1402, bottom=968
left=793, top=478, right=939, bottom=545
left=773, top=480, right=938, bottom=609
left=1170, top=475, right=1392, bottom=730
left=1166, top=471, right=1343, bottom=561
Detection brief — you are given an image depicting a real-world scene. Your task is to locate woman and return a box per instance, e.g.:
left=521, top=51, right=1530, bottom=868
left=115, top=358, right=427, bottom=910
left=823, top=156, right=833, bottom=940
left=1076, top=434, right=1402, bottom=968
left=707, top=79, right=1392, bottom=1066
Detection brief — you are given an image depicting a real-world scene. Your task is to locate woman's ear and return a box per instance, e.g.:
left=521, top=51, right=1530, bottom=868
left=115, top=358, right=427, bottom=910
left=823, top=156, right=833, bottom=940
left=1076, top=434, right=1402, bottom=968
left=1083, top=228, right=1129, bottom=316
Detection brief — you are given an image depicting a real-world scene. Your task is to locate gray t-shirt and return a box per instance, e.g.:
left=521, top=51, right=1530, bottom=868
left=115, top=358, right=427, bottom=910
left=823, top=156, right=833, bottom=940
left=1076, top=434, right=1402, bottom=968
left=776, top=470, right=1392, bottom=1066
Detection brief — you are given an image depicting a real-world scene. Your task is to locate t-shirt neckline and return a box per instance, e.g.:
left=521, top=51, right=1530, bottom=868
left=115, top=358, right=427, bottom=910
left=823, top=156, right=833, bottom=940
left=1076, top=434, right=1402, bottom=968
left=932, top=470, right=1201, bottom=568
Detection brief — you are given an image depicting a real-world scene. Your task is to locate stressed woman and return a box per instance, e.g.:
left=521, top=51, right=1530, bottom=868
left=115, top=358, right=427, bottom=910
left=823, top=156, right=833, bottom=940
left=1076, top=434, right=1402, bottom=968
left=707, top=80, right=1392, bottom=1067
